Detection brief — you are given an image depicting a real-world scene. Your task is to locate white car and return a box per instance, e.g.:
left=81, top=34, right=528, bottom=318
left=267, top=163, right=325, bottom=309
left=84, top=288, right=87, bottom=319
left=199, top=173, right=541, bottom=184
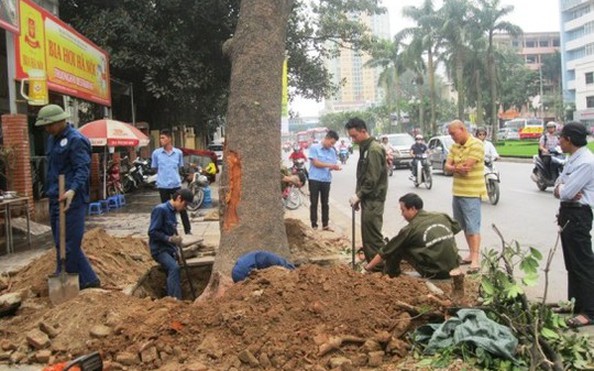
left=207, top=143, right=224, bottom=165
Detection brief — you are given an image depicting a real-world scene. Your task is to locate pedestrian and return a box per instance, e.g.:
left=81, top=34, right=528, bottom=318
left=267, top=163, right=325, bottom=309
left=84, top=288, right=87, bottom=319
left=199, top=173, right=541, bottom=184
left=232, top=250, right=295, bottom=282
left=444, top=119, right=486, bottom=273
left=364, top=193, right=462, bottom=278
left=345, top=117, right=388, bottom=266
left=553, top=122, right=594, bottom=328
left=151, top=129, right=191, bottom=234
left=148, top=188, right=194, bottom=299
left=308, top=130, right=341, bottom=230
left=35, top=104, right=100, bottom=289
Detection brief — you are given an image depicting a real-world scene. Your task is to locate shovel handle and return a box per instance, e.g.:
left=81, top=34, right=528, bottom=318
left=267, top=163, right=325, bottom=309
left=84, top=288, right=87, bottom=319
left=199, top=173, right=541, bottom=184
left=351, top=206, right=356, bottom=270
left=59, top=175, right=66, bottom=265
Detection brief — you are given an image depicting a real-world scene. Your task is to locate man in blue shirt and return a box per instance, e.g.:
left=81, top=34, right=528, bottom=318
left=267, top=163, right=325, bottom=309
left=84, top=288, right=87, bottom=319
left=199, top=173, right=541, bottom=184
left=151, top=129, right=191, bottom=234
left=148, top=188, right=194, bottom=299
left=308, top=130, right=341, bottom=230
left=35, top=104, right=100, bottom=289
left=554, top=122, right=594, bottom=328
left=232, top=250, right=295, bottom=282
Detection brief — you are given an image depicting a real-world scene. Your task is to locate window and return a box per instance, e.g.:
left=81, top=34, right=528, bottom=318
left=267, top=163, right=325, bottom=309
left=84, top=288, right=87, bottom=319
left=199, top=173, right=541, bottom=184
left=587, top=96, right=594, bottom=108
left=512, top=41, right=519, bottom=47
left=587, top=72, right=594, bottom=84
left=526, top=55, right=537, bottom=64
left=525, top=40, right=536, bottom=48
left=539, top=40, right=549, bottom=47
left=553, top=39, right=560, bottom=47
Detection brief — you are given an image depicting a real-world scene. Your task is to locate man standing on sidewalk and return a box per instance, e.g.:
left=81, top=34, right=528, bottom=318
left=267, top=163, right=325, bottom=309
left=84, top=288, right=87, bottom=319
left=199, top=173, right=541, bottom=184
left=444, top=120, right=486, bottom=273
left=345, top=117, right=388, bottom=265
left=308, top=130, right=341, bottom=230
left=36, top=104, right=100, bottom=289
left=151, top=129, right=191, bottom=234
left=553, top=122, right=594, bottom=328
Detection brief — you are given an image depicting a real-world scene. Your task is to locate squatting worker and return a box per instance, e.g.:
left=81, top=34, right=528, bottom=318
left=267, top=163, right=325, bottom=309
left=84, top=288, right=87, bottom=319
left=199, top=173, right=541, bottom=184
left=444, top=120, right=486, bottom=273
left=35, top=104, right=100, bottom=289
left=232, top=250, right=295, bottom=282
left=345, top=117, right=388, bottom=267
left=364, top=193, right=462, bottom=278
left=308, top=130, right=341, bottom=231
left=148, top=188, right=194, bottom=299
left=151, top=129, right=192, bottom=235
left=553, top=122, right=594, bottom=328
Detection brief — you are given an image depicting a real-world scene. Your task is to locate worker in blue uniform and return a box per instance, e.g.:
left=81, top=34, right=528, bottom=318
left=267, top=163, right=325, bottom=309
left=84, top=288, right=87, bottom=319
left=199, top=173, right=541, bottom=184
left=36, top=104, right=100, bottom=289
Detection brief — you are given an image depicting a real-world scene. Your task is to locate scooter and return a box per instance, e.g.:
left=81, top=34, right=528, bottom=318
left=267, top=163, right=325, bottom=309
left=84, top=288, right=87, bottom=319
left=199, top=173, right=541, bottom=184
left=105, top=160, right=123, bottom=196
left=410, top=154, right=432, bottom=189
left=484, top=160, right=500, bottom=205
left=185, top=170, right=209, bottom=212
left=531, top=146, right=566, bottom=191
left=338, top=148, right=349, bottom=164
left=122, top=157, right=151, bottom=193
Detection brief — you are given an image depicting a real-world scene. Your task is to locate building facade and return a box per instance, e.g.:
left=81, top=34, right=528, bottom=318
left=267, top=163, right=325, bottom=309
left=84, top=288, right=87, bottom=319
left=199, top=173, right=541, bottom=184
left=493, top=32, right=561, bottom=71
left=559, top=0, right=594, bottom=125
left=324, top=11, right=390, bottom=113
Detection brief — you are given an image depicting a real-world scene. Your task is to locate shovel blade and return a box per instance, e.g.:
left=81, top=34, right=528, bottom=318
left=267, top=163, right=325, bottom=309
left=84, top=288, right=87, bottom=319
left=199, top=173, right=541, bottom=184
left=48, top=273, right=80, bottom=306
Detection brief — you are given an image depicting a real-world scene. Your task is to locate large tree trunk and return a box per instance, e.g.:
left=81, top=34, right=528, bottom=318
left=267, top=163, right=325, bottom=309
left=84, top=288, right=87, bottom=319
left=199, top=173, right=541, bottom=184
left=475, top=69, right=483, bottom=125
left=197, top=0, right=294, bottom=301
left=428, top=48, right=436, bottom=135
left=455, top=54, right=465, bottom=120
left=488, top=34, right=498, bottom=136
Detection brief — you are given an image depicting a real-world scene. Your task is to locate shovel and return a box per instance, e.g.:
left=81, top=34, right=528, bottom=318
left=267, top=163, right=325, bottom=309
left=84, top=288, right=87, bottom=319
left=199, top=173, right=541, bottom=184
left=48, top=174, right=80, bottom=305
left=176, top=240, right=196, bottom=300
left=351, top=206, right=356, bottom=270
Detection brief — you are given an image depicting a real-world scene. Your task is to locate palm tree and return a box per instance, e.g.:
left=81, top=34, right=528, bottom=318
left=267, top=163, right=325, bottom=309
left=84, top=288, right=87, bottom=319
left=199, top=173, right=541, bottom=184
left=402, top=38, right=427, bottom=134
left=438, top=0, right=473, bottom=120
left=397, top=0, right=441, bottom=135
left=365, top=37, right=407, bottom=131
left=472, top=0, right=522, bottom=137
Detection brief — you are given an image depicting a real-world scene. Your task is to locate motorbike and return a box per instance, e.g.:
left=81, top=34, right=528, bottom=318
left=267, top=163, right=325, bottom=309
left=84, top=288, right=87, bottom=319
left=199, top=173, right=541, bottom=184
left=283, top=160, right=308, bottom=210
left=105, top=160, right=123, bottom=196
left=410, top=154, right=432, bottom=189
left=122, top=158, right=152, bottom=193
left=531, top=146, right=566, bottom=191
left=185, top=169, right=209, bottom=212
left=484, top=160, right=500, bottom=205
left=291, top=158, right=309, bottom=180
left=338, top=148, right=349, bottom=165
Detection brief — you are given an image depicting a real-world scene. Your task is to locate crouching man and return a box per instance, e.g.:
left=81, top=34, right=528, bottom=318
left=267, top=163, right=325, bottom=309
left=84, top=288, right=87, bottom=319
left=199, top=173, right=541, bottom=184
left=148, top=188, right=194, bottom=299
left=232, top=250, right=295, bottom=283
left=364, top=193, right=462, bottom=279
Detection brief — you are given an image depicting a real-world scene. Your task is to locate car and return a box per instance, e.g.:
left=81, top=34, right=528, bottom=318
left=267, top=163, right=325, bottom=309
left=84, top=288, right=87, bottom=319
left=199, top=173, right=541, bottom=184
left=384, top=133, right=415, bottom=168
left=207, top=142, right=224, bottom=165
left=427, top=135, right=455, bottom=173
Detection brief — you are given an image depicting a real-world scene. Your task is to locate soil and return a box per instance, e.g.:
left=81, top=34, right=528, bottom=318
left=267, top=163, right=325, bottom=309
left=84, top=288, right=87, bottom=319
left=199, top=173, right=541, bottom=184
left=0, top=222, right=480, bottom=370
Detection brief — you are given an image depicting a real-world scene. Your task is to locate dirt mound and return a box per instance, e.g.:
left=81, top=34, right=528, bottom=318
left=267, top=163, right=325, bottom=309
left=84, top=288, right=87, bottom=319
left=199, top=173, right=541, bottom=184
left=285, top=218, right=350, bottom=261
left=6, top=228, right=153, bottom=297
left=1, top=222, right=478, bottom=370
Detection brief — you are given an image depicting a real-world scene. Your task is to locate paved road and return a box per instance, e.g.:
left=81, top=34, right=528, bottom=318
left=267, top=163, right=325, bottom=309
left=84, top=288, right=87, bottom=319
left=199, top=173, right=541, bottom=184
left=306, top=151, right=569, bottom=304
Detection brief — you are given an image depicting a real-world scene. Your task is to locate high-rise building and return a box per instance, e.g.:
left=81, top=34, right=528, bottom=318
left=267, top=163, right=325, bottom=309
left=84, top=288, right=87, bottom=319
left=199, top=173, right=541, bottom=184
left=493, top=32, right=561, bottom=71
left=324, top=11, right=391, bottom=113
left=559, top=0, right=594, bottom=125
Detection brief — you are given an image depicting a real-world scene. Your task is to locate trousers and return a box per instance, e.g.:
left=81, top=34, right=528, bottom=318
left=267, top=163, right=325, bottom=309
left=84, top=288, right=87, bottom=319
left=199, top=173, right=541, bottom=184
left=50, top=201, right=99, bottom=288
left=154, top=250, right=182, bottom=299
left=309, top=179, right=331, bottom=228
left=159, top=188, right=191, bottom=234
left=558, top=205, right=594, bottom=318
left=361, top=199, right=385, bottom=263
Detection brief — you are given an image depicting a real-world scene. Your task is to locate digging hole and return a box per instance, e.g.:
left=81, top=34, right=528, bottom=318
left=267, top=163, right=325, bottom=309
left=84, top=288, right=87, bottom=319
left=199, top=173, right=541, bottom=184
left=132, top=261, right=213, bottom=300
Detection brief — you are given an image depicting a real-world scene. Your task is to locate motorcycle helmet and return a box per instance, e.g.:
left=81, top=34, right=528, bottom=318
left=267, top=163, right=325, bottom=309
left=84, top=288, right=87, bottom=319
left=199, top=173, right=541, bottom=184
left=475, top=127, right=487, bottom=136
left=546, top=121, right=557, bottom=129
left=293, top=146, right=300, bottom=151
left=415, top=134, right=423, bottom=140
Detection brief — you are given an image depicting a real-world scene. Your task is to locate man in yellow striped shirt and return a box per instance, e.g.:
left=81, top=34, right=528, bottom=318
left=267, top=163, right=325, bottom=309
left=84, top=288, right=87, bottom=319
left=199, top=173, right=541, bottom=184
left=444, top=120, right=486, bottom=273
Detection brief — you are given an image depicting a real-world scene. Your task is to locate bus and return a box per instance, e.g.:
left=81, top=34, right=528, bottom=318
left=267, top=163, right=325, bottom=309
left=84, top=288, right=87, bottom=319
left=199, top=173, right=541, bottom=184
left=504, top=118, right=544, bottom=140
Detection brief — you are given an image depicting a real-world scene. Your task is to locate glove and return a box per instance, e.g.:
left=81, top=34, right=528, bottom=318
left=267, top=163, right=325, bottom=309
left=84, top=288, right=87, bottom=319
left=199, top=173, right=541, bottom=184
left=349, top=194, right=360, bottom=208
left=61, top=190, right=75, bottom=211
left=169, top=235, right=183, bottom=246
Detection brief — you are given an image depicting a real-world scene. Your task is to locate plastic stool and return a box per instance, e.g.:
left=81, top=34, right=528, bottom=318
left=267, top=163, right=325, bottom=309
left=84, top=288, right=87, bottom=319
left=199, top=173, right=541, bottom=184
left=88, top=202, right=103, bottom=216
left=117, top=194, right=126, bottom=207
left=107, top=196, right=120, bottom=209
left=99, top=199, right=110, bottom=213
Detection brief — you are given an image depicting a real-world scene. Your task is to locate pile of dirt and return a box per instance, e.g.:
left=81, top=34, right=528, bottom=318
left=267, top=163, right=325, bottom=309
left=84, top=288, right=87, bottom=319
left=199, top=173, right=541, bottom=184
left=6, top=228, right=153, bottom=297
left=285, top=218, right=350, bottom=261
left=0, top=223, right=479, bottom=370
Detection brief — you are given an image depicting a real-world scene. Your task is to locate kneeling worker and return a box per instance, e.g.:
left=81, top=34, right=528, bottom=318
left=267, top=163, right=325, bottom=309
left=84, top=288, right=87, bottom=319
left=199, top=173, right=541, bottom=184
left=148, top=188, right=194, bottom=299
left=232, top=250, right=295, bottom=282
left=364, top=193, right=461, bottom=279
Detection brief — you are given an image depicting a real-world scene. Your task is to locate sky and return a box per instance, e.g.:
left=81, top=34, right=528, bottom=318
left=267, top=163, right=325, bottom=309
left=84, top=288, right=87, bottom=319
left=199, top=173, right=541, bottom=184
left=292, top=0, right=561, bottom=117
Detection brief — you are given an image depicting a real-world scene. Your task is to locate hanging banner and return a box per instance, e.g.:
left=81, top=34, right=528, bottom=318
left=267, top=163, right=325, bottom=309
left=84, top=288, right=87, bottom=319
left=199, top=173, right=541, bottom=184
left=14, top=0, right=111, bottom=106
left=0, top=0, right=19, bottom=33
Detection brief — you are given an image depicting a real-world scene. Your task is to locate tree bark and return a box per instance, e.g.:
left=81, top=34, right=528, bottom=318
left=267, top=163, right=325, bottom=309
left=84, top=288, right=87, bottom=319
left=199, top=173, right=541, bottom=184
left=428, top=47, right=436, bottom=135
left=198, top=0, right=295, bottom=300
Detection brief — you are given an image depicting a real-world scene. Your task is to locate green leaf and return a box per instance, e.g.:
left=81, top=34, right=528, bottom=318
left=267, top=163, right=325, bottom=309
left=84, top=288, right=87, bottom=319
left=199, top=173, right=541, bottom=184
left=505, top=284, right=524, bottom=298
left=541, top=327, right=559, bottom=339
left=521, top=272, right=539, bottom=287
left=481, top=280, right=495, bottom=296
left=529, top=247, right=543, bottom=260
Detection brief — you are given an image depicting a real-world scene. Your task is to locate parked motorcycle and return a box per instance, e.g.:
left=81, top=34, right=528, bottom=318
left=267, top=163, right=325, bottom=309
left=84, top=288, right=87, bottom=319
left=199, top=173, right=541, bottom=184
left=185, top=170, right=209, bottom=212
left=410, top=154, right=432, bottom=189
left=484, top=160, right=500, bottom=205
left=122, top=158, right=152, bottom=193
left=531, top=146, right=566, bottom=191
left=105, top=160, right=123, bottom=196
left=291, top=158, right=309, bottom=180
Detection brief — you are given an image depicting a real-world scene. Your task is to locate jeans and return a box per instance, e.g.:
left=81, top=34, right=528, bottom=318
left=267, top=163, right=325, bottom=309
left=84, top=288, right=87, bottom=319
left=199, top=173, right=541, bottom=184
left=309, top=179, right=331, bottom=228
left=154, top=250, right=181, bottom=299
left=159, top=188, right=191, bottom=234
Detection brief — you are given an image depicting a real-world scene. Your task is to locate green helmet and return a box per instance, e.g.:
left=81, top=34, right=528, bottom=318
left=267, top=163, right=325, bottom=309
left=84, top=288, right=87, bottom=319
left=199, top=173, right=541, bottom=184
left=35, top=104, right=69, bottom=126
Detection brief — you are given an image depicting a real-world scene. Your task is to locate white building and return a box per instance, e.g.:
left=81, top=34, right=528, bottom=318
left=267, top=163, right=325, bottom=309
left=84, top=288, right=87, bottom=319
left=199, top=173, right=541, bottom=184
left=559, top=0, right=594, bottom=125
